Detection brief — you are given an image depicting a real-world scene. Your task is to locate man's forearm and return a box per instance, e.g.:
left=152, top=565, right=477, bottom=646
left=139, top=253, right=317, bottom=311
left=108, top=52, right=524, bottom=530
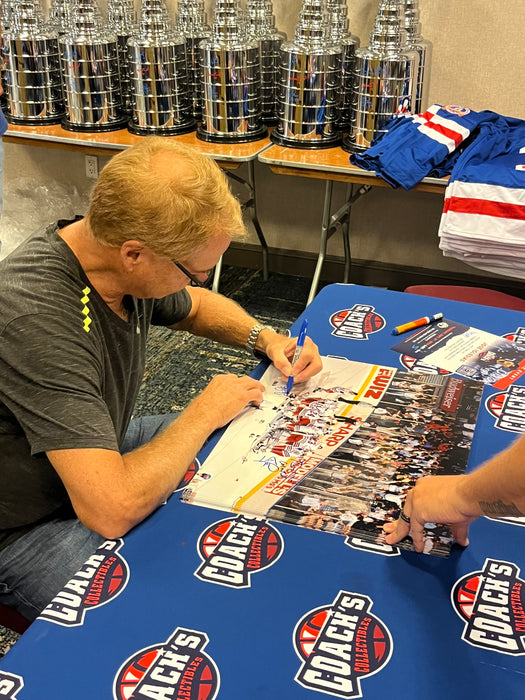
left=175, top=288, right=281, bottom=353
left=459, top=434, right=525, bottom=518
left=174, top=289, right=263, bottom=345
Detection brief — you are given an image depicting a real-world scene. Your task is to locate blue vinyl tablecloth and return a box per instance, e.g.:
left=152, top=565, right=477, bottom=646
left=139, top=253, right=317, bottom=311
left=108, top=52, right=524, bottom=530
left=1, top=283, right=524, bottom=700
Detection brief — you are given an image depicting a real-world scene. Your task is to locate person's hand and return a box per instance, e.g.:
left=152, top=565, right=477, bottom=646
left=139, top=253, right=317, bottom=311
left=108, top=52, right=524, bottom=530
left=192, top=373, right=265, bottom=432
left=383, top=474, right=479, bottom=552
left=264, top=333, right=323, bottom=385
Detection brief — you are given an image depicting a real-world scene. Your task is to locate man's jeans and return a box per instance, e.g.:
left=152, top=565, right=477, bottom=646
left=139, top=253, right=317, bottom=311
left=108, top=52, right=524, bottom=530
left=0, top=414, right=176, bottom=622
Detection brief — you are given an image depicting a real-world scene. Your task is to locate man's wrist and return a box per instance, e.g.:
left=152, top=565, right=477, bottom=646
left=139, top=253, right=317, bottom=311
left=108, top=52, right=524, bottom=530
left=245, top=323, right=276, bottom=357
left=455, top=474, right=483, bottom=519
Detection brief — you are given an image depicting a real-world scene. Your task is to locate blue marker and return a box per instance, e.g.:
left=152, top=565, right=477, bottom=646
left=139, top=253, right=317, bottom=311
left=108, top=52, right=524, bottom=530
left=286, top=318, right=308, bottom=395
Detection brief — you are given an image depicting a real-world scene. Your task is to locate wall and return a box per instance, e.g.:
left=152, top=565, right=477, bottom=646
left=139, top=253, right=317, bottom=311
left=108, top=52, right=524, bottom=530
left=1, top=1, right=524, bottom=287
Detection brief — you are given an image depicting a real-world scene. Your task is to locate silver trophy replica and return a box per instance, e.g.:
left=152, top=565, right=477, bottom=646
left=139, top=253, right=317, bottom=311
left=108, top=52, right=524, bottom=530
left=325, top=0, right=359, bottom=135
left=198, top=0, right=267, bottom=143
left=342, top=0, right=419, bottom=152
left=245, top=0, right=286, bottom=125
left=403, top=0, right=431, bottom=114
left=60, top=0, right=127, bottom=132
left=47, top=0, right=72, bottom=35
left=1, top=1, right=15, bottom=107
left=127, top=0, right=195, bottom=135
left=107, top=0, right=136, bottom=115
left=1, top=0, right=16, bottom=93
left=271, top=0, right=343, bottom=149
left=2, top=0, right=65, bottom=125
left=176, top=0, right=211, bottom=121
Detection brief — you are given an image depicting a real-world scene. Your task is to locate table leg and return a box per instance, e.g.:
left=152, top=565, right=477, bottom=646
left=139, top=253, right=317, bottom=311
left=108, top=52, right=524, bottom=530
left=212, top=255, right=223, bottom=293
left=342, top=183, right=353, bottom=283
left=307, top=182, right=372, bottom=305
left=225, top=161, right=269, bottom=283
left=307, top=180, right=334, bottom=306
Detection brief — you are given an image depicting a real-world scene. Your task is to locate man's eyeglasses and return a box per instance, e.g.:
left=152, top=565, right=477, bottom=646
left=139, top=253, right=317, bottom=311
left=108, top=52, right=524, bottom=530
left=173, top=261, right=213, bottom=288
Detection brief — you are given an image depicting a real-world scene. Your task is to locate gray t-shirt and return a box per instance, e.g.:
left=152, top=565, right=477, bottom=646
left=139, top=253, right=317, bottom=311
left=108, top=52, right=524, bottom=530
left=0, top=220, right=191, bottom=549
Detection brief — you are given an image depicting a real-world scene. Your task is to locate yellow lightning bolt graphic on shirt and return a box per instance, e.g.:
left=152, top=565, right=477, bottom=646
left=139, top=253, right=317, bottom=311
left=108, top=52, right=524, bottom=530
left=80, top=286, right=92, bottom=333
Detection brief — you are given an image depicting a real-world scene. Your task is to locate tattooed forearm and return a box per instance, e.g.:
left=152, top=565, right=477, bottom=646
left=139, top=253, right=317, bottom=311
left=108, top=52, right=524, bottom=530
left=479, top=500, right=524, bottom=517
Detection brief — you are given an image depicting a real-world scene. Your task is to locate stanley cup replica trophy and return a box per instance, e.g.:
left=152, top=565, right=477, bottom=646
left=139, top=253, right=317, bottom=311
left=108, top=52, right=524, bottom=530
left=1, top=0, right=16, bottom=100
left=47, top=0, right=71, bottom=35
left=60, top=0, right=127, bottom=132
left=176, top=0, right=211, bottom=121
left=325, top=0, right=359, bottom=135
left=198, top=0, right=267, bottom=143
left=245, top=0, right=286, bottom=125
left=271, top=0, right=343, bottom=149
left=107, top=0, right=136, bottom=115
left=342, top=0, right=419, bottom=152
left=2, top=0, right=65, bottom=125
left=128, top=0, right=195, bottom=135
left=403, top=0, right=431, bottom=114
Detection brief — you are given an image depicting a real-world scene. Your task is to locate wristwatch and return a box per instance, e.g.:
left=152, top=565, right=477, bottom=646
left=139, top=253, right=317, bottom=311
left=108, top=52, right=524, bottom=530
left=245, top=323, right=275, bottom=357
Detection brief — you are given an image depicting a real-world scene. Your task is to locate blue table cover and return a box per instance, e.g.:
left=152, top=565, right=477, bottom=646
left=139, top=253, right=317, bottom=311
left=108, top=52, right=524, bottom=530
left=1, top=283, right=524, bottom=700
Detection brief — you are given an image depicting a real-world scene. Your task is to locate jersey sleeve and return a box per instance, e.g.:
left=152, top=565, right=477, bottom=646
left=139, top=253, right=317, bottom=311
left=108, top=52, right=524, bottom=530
left=349, top=105, right=509, bottom=190
left=0, top=312, right=120, bottom=455
left=151, top=288, right=192, bottom=327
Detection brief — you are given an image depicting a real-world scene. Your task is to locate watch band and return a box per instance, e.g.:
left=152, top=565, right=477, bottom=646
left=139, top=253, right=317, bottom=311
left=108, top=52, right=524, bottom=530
left=245, top=323, right=273, bottom=356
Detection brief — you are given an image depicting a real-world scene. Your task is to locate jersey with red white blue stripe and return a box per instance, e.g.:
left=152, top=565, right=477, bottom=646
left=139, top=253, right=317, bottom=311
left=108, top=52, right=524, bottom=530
left=439, top=116, right=525, bottom=246
left=350, top=104, right=509, bottom=190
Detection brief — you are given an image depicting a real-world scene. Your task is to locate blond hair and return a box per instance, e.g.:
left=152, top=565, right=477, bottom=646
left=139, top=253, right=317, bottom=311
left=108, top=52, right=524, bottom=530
left=86, top=137, right=246, bottom=259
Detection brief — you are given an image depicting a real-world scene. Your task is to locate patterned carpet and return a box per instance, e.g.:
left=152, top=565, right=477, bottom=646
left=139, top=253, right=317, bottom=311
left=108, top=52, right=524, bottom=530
left=0, top=266, right=321, bottom=658
left=133, top=265, right=321, bottom=416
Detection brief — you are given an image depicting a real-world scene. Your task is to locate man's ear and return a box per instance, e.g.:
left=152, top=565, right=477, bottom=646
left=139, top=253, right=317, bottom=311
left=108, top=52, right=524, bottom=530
left=120, top=240, right=147, bottom=271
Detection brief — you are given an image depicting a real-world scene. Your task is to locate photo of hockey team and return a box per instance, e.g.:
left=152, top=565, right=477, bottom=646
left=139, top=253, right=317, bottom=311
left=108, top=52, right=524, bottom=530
left=267, top=371, right=484, bottom=557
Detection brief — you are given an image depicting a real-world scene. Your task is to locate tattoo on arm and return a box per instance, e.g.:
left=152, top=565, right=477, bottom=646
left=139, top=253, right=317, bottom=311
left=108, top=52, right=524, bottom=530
left=479, top=499, right=524, bottom=517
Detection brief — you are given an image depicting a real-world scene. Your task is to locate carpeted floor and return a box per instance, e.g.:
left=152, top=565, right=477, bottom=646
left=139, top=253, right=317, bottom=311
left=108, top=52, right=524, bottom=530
left=133, top=265, right=322, bottom=416
left=0, top=266, right=323, bottom=658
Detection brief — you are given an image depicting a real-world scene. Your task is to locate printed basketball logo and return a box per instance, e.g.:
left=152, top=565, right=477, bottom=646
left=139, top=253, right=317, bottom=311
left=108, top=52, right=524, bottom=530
left=40, top=539, right=129, bottom=626
left=176, top=459, right=200, bottom=491
left=113, top=628, right=219, bottom=700
left=451, top=559, right=525, bottom=654
left=195, top=514, right=283, bottom=588
left=294, top=590, right=392, bottom=698
left=400, top=354, right=450, bottom=375
left=0, top=672, right=23, bottom=699
left=345, top=536, right=400, bottom=557
left=485, top=386, right=525, bottom=433
left=444, top=105, right=471, bottom=116
left=330, top=305, right=385, bottom=340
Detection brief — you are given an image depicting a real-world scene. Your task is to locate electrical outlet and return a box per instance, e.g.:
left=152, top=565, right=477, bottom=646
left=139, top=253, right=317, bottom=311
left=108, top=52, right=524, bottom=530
left=85, top=155, right=99, bottom=179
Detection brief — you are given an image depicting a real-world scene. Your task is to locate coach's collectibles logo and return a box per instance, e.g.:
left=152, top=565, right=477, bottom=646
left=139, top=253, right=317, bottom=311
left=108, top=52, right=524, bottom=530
left=485, top=385, right=525, bottom=433
left=330, top=305, right=385, bottom=340
left=452, top=559, right=525, bottom=655
left=195, top=514, right=283, bottom=588
left=176, top=459, right=200, bottom=491
left=40, top=539, right=129, bottom=626
left=0, top=672, right=23, bottom=699
left=113, top=628, right=219, bottom=700
left=294, top=590, right=392, bottom=698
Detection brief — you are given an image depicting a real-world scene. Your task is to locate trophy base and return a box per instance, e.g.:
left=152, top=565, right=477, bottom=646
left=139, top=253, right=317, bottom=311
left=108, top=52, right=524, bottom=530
left=271, top=129, right=341, bottom=150
left=127, top=119, right=196, bottom=136
left=196, top=124, right=268, bottom=144
left=340, top=136, right=368, bottom=154
left=6, top=113, right=65, bottom=126
left=61, top=117, right=129, bottom=133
